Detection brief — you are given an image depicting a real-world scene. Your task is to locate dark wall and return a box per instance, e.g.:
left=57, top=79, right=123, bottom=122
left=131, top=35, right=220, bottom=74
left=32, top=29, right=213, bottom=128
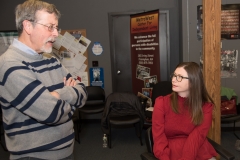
left=0, top=0, right=181, bottom=97
left=181, top=0, right=240, bottom=127
left=182, top=0, right=240, bottom=98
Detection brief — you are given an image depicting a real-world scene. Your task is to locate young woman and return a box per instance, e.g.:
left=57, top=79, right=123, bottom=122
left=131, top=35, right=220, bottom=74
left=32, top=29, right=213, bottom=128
left=152, top=62, right=217, bottom=160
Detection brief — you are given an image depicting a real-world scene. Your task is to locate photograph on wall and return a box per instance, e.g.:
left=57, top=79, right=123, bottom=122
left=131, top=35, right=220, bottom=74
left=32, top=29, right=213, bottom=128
left=221, top=50, right=238, bottom=78
left=89, top=67, right=104, bottom=88
left=142, top=88, right=153, bottom=98
left=136, top=64, right=150, bottom=80
left=137, top=92, right=152, bottom=108
left=200, top=49, right=238, bottom=78
left=197, top=5, right=203, bottom=40
left=197, top=4, right=240, bottom=40
left=144, top=75, right=158, bottom=88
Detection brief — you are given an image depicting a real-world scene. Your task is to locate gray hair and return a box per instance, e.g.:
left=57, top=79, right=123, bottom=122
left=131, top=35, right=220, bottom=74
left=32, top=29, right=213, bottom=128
left=15, top=0, right=61, bottom=35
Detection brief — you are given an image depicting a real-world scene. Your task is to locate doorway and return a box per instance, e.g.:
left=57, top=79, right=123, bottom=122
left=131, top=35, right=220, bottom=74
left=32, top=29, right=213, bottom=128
left=108, top=10, right=170, bottom=92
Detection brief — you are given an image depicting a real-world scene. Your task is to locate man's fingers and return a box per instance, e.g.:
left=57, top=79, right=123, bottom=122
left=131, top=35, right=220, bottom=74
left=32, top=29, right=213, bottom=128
left=63, top=77, right=66, bottom=85
left=65, top=77, right=76, bottom=86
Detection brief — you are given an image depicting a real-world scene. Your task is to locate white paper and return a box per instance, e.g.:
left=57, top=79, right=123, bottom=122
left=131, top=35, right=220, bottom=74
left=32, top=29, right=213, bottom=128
left=78, top=35, right=91, bottom=54
left=79, top=64, right=87, bottom=72
left=53, top=34, right=63, bottom=50
left=146, top=107, right=154, bottom=111
left=61, top=32, right=75, bottom=50
left=71, top=71, right=89, bottom=86
left=74, top=54, right=87, bottom=69
left=69, top=39, right=82, bottom=54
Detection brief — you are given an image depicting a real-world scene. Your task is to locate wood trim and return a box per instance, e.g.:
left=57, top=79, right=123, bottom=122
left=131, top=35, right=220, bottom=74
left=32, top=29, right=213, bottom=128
left=202, top=0, right=221, bottom=146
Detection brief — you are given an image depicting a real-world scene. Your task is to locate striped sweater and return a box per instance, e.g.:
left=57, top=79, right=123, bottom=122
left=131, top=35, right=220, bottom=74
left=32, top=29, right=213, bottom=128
left=0, top=45, right=87, bottom=159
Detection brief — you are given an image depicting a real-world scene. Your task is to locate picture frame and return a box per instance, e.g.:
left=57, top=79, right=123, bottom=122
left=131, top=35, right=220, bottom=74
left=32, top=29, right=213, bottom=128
left=142, top=88, right=153, bottom=98
left=143, top=75, right=158, bottom=88
left=197, top=4, right=240, bottom=40
left=200, top=49, right=238, bottom=78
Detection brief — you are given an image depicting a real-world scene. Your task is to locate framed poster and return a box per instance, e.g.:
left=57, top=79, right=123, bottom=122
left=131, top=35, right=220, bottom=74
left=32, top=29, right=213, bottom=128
left=0, top=30, right=18, bottom=55
left=89, top=67, right=104, bottom=88
left=200, top=49, right=238, bottom=78
left=197, top=4, right=240, bottom=40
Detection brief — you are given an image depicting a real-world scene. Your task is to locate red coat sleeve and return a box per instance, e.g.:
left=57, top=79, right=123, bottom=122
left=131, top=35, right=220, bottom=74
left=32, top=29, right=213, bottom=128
left=179, top=103, right=214, bottom=160
left=152, top=96, right=170, bottom=160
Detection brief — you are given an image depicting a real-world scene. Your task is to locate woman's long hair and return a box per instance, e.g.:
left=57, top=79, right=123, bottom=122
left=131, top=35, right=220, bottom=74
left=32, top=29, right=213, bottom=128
left=170, top=62, right=214, bottom=125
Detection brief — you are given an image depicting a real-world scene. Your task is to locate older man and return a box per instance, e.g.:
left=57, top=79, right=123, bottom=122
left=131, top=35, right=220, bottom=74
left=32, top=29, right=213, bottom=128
left=0, top=0, right=87, bottom=159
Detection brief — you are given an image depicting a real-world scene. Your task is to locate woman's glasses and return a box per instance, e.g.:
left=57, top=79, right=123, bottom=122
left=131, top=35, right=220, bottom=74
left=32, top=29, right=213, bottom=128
left=170, top=73, right=189, bottom=82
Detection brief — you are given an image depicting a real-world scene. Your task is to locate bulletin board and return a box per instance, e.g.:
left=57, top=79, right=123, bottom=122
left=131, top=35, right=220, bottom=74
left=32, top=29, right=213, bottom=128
left=52, top=29, right=91, bottom=86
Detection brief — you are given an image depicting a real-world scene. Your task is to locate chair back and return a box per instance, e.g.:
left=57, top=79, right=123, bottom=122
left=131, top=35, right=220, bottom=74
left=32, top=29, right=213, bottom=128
left=0, top=108, right=8, bottom=151
left=86, top=86, right=105, bottom=101
left=109, top=102, right=139, bottom=117
left=145, top=127, right=154, bottom=153
left=151, top=81, right=172, bottom=106
left=101, top=92, right=145, bottom=135
left=79, top=86, right=105, bottom=113
left=105, top=92, right=145, bottom=119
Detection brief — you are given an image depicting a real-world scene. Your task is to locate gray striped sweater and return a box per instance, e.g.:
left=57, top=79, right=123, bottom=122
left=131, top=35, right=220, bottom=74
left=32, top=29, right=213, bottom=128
left=0, top=45, right=87, bottom=159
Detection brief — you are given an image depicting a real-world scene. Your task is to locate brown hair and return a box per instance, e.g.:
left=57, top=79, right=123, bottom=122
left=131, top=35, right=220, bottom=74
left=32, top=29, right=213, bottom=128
left=170, top=62, right=214, bottom=125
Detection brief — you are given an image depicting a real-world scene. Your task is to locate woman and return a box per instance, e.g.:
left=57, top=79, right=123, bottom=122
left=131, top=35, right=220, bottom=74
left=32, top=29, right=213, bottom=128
left=152, top=62, right=217, bottom=160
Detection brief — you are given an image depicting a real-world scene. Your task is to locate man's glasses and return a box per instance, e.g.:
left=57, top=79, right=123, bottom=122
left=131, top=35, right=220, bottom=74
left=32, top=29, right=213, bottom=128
left=170, top=73, right=189, bottom=82
left=30, top=21, right=61, bottom=33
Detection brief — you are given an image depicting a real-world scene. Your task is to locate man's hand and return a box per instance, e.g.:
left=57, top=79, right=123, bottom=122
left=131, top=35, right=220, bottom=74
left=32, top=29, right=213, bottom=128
left=50, top=91, right=60, bottom=99
left=64, top=77, right=77, bottom=86
left=50, top=77, right=76, bottom=99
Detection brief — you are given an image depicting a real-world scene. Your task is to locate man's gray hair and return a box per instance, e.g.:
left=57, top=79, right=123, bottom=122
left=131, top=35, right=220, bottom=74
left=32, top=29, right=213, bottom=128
left=15, top=0, right=61, bottom=35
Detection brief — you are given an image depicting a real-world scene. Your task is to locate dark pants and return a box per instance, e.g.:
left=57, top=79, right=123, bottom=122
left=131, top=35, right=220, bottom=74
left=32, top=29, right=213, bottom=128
left=16, top=153, right=74, bottom=160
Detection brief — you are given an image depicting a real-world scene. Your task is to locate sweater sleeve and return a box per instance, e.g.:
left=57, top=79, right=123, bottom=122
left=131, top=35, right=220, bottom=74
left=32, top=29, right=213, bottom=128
left=179, top=103, right=213, bottom=160
left=54, top=64, right=87, bottom=108
left=152, top=96, right=170, bottom=160
left=1, top=60, right=87, bottom=125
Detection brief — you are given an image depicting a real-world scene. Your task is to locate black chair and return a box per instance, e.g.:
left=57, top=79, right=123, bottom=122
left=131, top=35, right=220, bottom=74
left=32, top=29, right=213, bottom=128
left=77, top=86, right=105, bottom=139
left=101, top=92, right=145, bottom=148
left=140, top=127, right=235, bottom=160
left=221, top=97, right=240, bottom=139
left=0, top=110, right=8, bottom=151
left=151, top=81, right=172, bottom=107
left=72, top=112, right=80, bottom=144
left=145, top=81, right=172, bottom=121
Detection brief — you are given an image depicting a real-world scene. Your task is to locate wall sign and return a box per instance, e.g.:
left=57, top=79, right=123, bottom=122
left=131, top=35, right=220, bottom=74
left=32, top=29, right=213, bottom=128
left=197, top=4, right=240, bottom=40
left=92, top=42, right=103, bottom=55
left=89, top=67, right=104, bottom=88
left=130, top=10, right=160, bottom=94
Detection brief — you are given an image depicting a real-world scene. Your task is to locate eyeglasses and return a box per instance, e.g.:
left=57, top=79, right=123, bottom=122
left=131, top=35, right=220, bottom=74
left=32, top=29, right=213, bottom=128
left=29, top=21, right=61, bottom=33
left=170, top=73, right=189, bottom=82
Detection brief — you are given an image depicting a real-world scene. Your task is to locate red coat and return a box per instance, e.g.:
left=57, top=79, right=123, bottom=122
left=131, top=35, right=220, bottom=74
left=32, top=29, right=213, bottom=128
left=152, top=95, right=217, bottom=160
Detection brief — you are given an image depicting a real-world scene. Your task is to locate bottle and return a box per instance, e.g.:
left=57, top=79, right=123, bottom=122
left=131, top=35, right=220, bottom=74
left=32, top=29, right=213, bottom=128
left=103, top=134, right=107, bottom=148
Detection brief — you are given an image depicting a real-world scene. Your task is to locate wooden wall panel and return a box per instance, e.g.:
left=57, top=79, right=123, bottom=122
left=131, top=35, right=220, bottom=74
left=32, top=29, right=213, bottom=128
left=202, top=0, right=221, bottom=148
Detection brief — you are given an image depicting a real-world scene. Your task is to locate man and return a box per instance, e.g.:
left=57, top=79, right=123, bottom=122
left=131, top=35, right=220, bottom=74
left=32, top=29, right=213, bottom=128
left=0, top=0, right=87, bottom=159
